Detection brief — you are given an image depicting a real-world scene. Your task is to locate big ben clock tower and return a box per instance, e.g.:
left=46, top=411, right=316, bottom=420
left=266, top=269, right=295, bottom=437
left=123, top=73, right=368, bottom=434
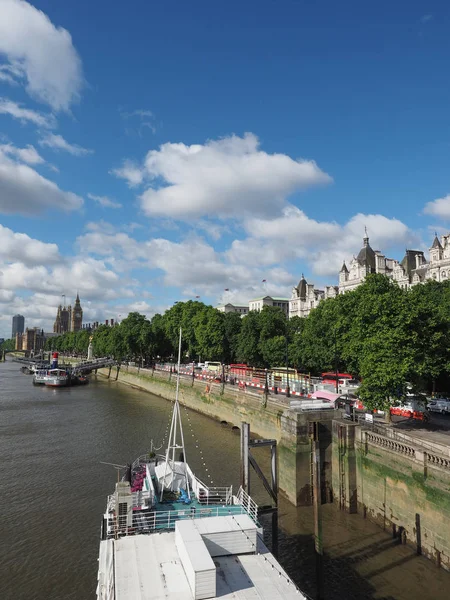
left=71, top=293, right=83, bottom=331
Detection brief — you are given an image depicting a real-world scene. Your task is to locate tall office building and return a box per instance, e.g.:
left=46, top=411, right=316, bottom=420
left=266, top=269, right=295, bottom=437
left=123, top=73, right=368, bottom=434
left=11, top=314, right=25, bottom=339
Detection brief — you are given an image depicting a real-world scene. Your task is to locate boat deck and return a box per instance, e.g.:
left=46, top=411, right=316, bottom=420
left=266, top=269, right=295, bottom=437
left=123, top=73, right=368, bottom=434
left=98, top=516, right=305, bottom=600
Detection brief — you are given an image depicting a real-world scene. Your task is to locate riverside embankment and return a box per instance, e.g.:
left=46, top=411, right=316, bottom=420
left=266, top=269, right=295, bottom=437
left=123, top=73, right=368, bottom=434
left=100, top=364, right=450, bottom=573
left=98, top=364, right=335, bottom=506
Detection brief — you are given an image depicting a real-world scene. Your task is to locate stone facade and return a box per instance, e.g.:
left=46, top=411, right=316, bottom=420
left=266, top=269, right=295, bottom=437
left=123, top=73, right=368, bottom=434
left=338, top=233, right=438, bottom=293
left=289, top=274, right=338, bottom=318
left=288, top=232, right=450, bottom=319
left=249, top=296, right=290, bottom=316
left=15, top=327, right=45, bottom=352
left=216, top=303, right=249, bottom=316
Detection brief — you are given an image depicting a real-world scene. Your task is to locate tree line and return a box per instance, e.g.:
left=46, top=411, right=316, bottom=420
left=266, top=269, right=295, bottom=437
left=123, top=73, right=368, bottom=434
left=46, top=274, right=450, bottom=410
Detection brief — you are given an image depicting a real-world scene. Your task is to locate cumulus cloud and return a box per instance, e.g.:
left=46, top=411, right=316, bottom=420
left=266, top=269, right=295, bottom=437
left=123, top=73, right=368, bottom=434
left=233, top=207, right=413, bottom=276
left=0, top=0, right=84, bottom=111
left=423, top=194, right=450, bottom=220
left=110, top=159, right=144, bottom=187
left=112, top=133, right=331, bottom=217
left=0, top=142, right=45, bottom=165
left=87, top=193, right=122, bottom=209
left=39, top=133, right=93, bottom=156
left=0, top=224, right=60, bottom=264
left=0, top=145, right=83, bottom=215
left=0, top=97, right=56, bottom=128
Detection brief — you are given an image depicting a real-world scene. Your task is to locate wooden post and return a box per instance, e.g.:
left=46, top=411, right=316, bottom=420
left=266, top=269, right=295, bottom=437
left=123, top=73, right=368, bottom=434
left=312, top=424, right=324, bottom=600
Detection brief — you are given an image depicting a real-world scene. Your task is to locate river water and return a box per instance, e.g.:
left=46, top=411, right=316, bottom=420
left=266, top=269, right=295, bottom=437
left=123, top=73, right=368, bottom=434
left=1, top=359, right=449, bottom=600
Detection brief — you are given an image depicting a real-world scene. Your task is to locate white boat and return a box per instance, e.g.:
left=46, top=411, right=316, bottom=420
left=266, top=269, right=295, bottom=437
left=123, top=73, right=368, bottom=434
left=96, top=329, right=305, bottom=600
left=43, top=368, right=69, bottom=387
left=32, top=369, right=49, bottom=385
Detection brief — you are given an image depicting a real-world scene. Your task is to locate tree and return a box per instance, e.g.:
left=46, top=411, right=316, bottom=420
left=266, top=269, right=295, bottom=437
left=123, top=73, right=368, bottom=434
left=406, top=281, right=450, bottom=392
left=236, top=311, right=263, bottom=366
left=223, top=312, right=243, bottom=364
left=194, top=307, right=226, bottom=361
left=258, top=306, right=288, bottom=367
left=151, top=314, right=172, bottom=360
left=0, top=338, right=15, bottom=351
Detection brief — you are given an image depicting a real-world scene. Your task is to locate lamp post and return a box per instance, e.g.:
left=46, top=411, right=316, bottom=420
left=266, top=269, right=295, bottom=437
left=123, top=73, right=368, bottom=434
left=285, top=335, right=290, bottom=398
left=334, top=328, right=339, bottom=394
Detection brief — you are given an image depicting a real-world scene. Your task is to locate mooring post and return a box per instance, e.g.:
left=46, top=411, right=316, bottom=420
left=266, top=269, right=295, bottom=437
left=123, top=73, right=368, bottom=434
left=312, top=423, right=324, bottom=600
left=271, top=442, right=279, bottom=557
left=240, top=422, right=250, bottom=494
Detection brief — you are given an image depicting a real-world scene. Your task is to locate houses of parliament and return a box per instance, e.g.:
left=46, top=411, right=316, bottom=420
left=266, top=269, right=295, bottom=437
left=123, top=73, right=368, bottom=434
left=53, top=294, right=83, bottom=333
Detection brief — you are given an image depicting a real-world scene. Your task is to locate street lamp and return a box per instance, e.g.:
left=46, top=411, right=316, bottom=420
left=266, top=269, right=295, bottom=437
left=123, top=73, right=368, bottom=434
left=285, top=335, right=290, bottom=398
left=334, top=328, right=339, bottom=394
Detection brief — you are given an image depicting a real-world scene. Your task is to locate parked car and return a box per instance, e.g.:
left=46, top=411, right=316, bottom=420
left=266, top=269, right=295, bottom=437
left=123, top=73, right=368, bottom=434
left=428, top=399, right=450, bottom=414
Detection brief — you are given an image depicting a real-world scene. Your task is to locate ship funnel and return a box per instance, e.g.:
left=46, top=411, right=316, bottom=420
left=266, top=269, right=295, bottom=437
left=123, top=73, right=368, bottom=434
left=51, top=352, right=58, bottom=368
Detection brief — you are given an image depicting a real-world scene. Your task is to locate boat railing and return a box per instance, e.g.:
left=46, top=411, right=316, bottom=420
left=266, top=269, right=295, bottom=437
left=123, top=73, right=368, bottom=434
left=106, top=503, right=251, bottom=538
left=236, top=486, right=259, bottom=523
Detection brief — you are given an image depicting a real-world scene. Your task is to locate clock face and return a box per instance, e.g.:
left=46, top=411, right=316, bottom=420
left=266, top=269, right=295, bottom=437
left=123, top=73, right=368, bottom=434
left=75, top=312, right=81, bottom=318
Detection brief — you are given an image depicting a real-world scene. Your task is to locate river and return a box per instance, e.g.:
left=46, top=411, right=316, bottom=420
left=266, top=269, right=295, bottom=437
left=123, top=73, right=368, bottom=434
left=1, top=359, right=449, bottom=600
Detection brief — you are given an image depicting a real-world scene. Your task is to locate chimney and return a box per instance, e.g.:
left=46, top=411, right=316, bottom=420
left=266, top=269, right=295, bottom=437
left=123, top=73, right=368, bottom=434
left=105, top=320, right=109, bottom=326
left=111, top=319, right=114, bottom=326
left=415, top=253, right=422, bottom=269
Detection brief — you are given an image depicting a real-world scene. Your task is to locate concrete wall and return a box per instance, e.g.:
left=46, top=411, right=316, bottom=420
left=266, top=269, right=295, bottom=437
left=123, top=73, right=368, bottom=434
left=98, top=366, right=335, bottom=506
left=332, top=421, right=450, bottom=570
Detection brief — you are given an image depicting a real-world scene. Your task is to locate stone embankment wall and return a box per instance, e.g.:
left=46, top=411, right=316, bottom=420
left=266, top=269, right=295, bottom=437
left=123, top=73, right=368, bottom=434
left=98, top=365, right=335, bottom=506
left=332, top=421, right=450, bottom=570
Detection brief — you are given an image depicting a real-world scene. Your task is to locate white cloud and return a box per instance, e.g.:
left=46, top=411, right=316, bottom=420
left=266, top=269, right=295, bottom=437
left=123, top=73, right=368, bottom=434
left=0, top=142, right=45, bottom=165
left=121, top=108, right=156, bottom=136
left=0, top=97, right=56, bottom=128
left=110, top=159, right=144, bottom=187
left=134, top=133, right=331, bottom=219
left=87, top=193, right=122, bottom=209
left=423, top=194, right=450, bottom=220
left=0, top=224, right=60, bottom=264
left=0, top=0, right=84, bottom=111
left=0, top=145, right=83, bottom=215
left=232, top=207, right=413, bottom=277
left=39, top=133, right=93, bottom=156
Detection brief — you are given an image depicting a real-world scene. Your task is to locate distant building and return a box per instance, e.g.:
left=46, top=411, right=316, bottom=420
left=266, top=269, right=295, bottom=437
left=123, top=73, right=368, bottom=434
left=11, top=314, right=25, bottom=339
left=289, top=274, right=338, bottom=318
left=53, top=294, right=83, bottom=333
left=248, top=296, right=290, bottom=316
left=338, top=233, right=428, bottom=293
left=216, top=303, right=249, bottom=316
left=16, top=328, right=45, bottom=353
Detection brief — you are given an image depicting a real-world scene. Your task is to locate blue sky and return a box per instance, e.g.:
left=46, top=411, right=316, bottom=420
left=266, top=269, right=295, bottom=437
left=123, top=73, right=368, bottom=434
left=1, top=0, right=450, bottom=337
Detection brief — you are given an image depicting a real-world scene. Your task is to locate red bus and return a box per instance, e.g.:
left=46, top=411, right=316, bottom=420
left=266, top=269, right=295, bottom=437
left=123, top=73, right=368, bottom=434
left=229, top=364, right=250, bottom=376
left=322, top=372, right=353, bottom=385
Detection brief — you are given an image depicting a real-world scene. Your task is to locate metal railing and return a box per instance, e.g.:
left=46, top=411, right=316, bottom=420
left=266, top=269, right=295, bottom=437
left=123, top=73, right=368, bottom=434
left=106, top=501, right=256, bottom=539
left=236, top=486, right=259, bottom=523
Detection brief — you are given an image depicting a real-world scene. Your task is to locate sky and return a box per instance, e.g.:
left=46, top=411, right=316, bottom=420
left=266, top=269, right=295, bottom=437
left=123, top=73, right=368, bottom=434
left=1, top=0, right=450, bottom=338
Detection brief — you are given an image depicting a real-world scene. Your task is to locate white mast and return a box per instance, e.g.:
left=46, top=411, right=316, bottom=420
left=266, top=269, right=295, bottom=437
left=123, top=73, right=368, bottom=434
left=160, top=328, right=190, bottom=500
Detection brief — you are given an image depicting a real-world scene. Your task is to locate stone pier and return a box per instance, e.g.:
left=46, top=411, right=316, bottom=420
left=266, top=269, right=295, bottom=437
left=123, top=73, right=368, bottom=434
left=332, top=419, right=450, bottom=570
left=98, top=365, right=335, bottom=506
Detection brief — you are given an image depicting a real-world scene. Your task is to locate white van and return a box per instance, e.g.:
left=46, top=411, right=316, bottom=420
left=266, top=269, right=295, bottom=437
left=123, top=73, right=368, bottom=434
left=428, top=399, right=450, bottom=414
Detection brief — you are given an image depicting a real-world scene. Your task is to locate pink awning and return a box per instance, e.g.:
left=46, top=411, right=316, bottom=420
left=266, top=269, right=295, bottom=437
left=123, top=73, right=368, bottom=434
left=311, top=390, right=340, bottom=402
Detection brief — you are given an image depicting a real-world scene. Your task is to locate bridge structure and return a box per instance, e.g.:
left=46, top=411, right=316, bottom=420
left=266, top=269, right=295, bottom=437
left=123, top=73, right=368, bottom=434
left=71, top=357, right=117, bottom=375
